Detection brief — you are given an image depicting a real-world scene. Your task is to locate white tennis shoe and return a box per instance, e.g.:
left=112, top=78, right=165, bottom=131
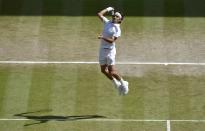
left=119, top=81, right=129, bottom=95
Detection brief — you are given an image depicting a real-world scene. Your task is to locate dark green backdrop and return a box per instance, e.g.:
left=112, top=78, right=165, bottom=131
left=0, top=0, right=204, bottom=16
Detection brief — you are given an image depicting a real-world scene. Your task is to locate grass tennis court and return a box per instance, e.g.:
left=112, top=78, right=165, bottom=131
left=0, top=64, right=205, bottom=131
left=0, top=0, right=205, bottom=130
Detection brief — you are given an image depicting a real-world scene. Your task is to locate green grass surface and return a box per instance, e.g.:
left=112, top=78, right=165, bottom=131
left=0, top=64, right=205, bottom=130
left=0, top=15, right=204, bottom=131
left=0, top=1, right=205, bottom=130
left=0, top=16, right=204, bottom=62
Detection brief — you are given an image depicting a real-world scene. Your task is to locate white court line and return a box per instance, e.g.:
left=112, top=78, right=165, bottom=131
left=167, top=120, right=171, bottom=131
left=0, top=61, right=205, bottom=65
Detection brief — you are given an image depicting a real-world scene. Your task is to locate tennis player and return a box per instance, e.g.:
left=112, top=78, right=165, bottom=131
left=97, top=7, right=129, bottom=95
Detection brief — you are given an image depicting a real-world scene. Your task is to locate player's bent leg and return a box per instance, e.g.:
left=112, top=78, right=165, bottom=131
left=108, top=65, right=129, bottom=95
left=100, top=64, right=129, bottom=95
left=100, top=65, right=113, bottom=80
left=108, top=65, right=121, bottom=81
left=100, top=65, right=121, bottom=90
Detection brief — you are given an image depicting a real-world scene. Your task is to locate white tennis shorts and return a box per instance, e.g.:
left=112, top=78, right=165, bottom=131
left=99, top=47, right=116, bottom=65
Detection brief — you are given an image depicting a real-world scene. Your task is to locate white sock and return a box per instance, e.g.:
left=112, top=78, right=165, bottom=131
left=119, top=78, right=125, bottom=86
left=112, top=78, right=118, bottom=85
left=112, top=78, right=121, bottom=88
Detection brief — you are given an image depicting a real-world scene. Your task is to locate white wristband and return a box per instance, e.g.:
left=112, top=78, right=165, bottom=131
left=106, top=7, right=114, bottom=12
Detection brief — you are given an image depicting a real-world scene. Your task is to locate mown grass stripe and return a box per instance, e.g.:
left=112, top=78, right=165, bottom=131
left=73, top=65, right=99, bottom=129
left=74, top=65, right=98, bottom=114
left=168, top=75, right=191, bottom=120
left=121, top=76, right=145, bottom=119
left=0, top=66, right=10, bottom=116
left=49, top=65, right=77, bottom=115
left=143, top=71, right=170, bottom=119
left=0, top=66, right=32, bottom=130
left=184, top=18, right=205, bottom=62
left=1, top=67, right=31, bottom=115
left=25, top=65, right=55, bottom=129
left=142, top=17, right=166, bottom=61
left=27, top=65, right=54, bottom=110
left=188, top=76, right=205, bottom=120
left=96, top=72, right=123, bottom=131
left=163, top=17, right=186, bottom=62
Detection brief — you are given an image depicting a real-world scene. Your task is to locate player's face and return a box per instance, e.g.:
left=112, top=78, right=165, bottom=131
left=112, top=15, right=121, bottom=23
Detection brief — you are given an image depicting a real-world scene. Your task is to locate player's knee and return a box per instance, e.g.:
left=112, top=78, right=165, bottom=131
left=101, top=68, right=107, bottom=74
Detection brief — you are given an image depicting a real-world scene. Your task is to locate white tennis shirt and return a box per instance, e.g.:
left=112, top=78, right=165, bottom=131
left=100, top=17, right=121, bottom=49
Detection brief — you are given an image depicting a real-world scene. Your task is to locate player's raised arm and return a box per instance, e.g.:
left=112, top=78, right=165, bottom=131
left=97, top=7, right=114, bottom=22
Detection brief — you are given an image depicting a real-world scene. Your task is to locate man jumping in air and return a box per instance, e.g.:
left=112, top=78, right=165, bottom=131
left=97, top=7, right=129, bottom=95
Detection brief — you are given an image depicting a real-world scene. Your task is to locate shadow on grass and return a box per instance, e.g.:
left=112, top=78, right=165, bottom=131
left=14, top=110, right=106, bottom=126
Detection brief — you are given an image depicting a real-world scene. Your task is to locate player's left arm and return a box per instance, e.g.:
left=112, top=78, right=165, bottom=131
left=98, top=35, right=118, bottom=44
left=97, top=7, right=114, bottom=23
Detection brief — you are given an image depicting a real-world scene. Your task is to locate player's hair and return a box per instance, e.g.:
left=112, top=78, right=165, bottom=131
left=115, top=11, right=124, bottom=23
